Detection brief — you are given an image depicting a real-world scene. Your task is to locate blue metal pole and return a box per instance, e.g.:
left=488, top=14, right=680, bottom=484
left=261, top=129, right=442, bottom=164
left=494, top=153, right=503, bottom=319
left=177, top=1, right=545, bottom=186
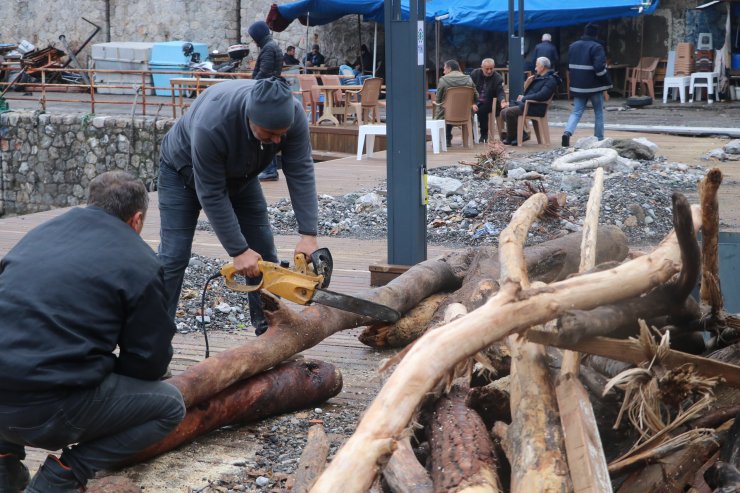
left=385, top=0, right=427, bottom=265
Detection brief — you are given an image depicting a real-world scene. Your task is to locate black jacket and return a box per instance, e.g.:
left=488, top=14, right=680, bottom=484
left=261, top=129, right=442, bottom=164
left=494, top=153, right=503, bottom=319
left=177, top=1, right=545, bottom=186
left=532, top=41, right=560, bottom=69
left=470, top=68, right=506, bottom=114
left=515, top=70, right=560, bottom=117
left=159, top=79, right=318, bottom=256
left=283, top=53, right=300, bottom=66
left=252, top=34, right=283, bottom=80
left=0, top=206, right=175, bottom=403
left=568, top=35, right=612, bottom=95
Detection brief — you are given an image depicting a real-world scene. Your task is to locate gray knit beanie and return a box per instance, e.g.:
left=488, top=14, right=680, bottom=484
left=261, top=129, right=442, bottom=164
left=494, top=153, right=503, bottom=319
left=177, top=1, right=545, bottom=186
left=247, top=78, right=295, bottom=130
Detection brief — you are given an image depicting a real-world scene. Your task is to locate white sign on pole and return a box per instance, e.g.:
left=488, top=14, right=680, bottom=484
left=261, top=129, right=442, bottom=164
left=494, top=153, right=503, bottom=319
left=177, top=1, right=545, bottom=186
left=417, top=21, right=424, bottom=65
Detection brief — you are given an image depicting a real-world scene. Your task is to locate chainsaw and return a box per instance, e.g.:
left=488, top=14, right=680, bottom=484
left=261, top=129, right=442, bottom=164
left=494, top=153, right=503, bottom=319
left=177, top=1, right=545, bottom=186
left=220, top=248, right=400, bottom=323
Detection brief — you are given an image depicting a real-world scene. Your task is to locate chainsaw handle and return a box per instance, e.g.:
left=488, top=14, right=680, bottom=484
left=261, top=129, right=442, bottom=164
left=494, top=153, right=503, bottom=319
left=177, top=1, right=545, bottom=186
left=220, top=262, right=265, bottom=293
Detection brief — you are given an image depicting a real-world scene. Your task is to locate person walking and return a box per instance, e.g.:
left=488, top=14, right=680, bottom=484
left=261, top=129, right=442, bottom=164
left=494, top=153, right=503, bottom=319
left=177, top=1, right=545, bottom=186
left=247, top=20, right=284, bottom=181
left=499, top=56, right=559, bottom=146
left=0, top=171, right=185, bottom=493
left=435, top=59, right=478, bottom=147
left=470, top=58, right=507, bottom=143
left=157, top=77, right=319, bottom=337
left=562, top=23, right=612, bottom=147
left=531, top=33, right=559, bottom=72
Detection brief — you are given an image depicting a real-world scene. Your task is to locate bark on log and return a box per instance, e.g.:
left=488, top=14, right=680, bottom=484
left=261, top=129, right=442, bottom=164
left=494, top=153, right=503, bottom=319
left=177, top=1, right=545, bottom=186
left=699, top=168, right=723, bottom=316
left=169, top=251, right=473, bottom=408
left=615, top=434, right=720, bottom=493
left=359, top=293, right=448, bottom=349
left=428, top=382, right=503, bottom=493
left=502, top=194, right=570, bottom=493
left=382, top=437, right=434, bottom=493
left=128, top=359, right=341, bottom=464
left=293, top=424, right=330, bottom=493
left=309, top=197, right=701, bottom=493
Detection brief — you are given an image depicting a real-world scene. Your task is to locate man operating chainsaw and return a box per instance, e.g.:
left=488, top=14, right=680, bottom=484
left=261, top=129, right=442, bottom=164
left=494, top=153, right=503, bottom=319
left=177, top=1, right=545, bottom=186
left=0, top=171, right=185, bottom=493
left=158, top=77, right=319, bottom=335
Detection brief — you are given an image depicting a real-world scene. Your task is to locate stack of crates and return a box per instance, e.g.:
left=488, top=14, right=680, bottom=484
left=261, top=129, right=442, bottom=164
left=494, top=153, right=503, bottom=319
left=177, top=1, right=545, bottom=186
left=92, top=42, right=155, bottom=95
left=674, top=43, right=695, bottom=76
left=149, top=41, right=208, bottom=97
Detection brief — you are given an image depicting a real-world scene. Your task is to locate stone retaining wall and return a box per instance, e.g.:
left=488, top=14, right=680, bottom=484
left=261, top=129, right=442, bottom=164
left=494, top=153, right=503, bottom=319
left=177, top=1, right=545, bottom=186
left=0, top=111, right=173, bottom=216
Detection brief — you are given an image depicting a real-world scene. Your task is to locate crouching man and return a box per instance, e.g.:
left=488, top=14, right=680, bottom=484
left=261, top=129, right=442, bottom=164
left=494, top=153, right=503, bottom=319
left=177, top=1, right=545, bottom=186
left=0, top=171, right=185, bottom=492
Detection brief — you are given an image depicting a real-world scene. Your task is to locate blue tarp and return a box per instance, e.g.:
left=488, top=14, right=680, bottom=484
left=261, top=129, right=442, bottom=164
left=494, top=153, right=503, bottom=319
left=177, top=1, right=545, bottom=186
left=271, top=0, right=386, bottom=28
left=270, top=0, right=658, bottom=31
left=431, top=0, right=660, bottom=32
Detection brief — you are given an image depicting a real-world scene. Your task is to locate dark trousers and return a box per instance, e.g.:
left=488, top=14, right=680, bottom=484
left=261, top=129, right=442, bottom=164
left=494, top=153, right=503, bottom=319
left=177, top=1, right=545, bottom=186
left=476, top=107, right=492, bottom=142
left=157, top=162, right=278, bottom=328
left=0, top=373, right=184, bottom=484
left=500, top=105, right=525, bottom=140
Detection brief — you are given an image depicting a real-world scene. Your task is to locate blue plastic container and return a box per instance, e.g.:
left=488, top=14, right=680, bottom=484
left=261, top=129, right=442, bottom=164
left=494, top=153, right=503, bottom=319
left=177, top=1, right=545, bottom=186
left=150, top=41, right=208, bottom=96
left=732, top=54, right=740, bottom=70
left=693, top=232, right=740, bottom=313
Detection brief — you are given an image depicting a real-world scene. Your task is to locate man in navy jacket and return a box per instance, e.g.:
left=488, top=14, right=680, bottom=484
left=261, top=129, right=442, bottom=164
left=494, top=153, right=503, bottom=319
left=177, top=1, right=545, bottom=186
left=0, top=171, right=184, bottom=492
left=562, top=23, right=612, bottom=146
left=500, top=56, right=559, bottom=145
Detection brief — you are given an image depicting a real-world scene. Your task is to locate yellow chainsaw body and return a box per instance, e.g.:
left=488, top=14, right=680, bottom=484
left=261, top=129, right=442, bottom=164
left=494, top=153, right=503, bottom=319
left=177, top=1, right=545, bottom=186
left=220, top=254, right=324, bottom=305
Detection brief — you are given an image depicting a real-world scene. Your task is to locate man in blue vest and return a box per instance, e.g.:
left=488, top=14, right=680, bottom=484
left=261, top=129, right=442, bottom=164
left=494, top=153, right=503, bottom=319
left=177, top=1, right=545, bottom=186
left=562, top=23, right=612, bottom=147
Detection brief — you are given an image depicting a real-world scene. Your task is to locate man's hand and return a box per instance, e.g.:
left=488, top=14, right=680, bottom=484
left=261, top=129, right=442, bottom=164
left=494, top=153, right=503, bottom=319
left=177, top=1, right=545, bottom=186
left=516, top=95, right=523, bottom=102
left=233, top=249, right=262, bottom=278
left=501, top=100, right=509, bottom=108
left=294, top=235, right=319, bottom=259
left=472, top=104, right=479, bottom=112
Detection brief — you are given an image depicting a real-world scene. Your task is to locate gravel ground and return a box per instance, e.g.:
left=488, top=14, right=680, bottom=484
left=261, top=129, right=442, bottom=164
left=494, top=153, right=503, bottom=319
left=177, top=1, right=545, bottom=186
left=166, top=136, right=716, bottom=492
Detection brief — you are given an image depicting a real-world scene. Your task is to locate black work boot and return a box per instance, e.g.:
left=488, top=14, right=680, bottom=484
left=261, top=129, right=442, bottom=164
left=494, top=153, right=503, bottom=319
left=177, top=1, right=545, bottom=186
left=561, top=132, right=571, bottom=147
left=24, top=455, right=83, bottom=493
left=0, top=453, right=30, bottom=492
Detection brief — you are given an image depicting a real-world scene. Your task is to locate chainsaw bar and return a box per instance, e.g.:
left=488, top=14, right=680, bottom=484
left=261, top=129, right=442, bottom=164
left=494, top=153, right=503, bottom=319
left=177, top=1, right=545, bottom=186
left=311, top=289, right=400, bottom=323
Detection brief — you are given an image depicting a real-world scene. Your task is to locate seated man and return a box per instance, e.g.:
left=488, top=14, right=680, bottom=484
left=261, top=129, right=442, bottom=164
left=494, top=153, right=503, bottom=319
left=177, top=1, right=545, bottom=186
left=435, top=59, right=478, bottom=147
left=304, top=44, right=325, bottom=67
left=470, top=58, right=508, bottom=143
left=0, top=171, right=185, bottom=493
left=500, top=56, right=559, bottom=145
left=283, top=45, right=301, bottom=66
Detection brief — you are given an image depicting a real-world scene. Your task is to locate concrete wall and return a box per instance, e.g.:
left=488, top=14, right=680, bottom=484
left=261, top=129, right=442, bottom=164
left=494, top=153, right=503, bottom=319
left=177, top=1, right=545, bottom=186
left=0, top=111, right=173, bottom=216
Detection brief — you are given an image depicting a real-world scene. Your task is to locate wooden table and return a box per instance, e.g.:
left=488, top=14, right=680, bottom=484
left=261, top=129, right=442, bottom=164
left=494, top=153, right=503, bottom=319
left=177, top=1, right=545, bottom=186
left=169, top=77, right=234, bottom=117
left=315, top=84, right=363, bottom=126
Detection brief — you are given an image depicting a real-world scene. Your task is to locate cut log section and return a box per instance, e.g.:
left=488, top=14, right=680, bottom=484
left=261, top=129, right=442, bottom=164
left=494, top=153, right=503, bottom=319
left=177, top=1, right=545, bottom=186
left=383, top=437, right=434, bottom=493
left=428, top=381, right=503, bottom=493
left=127, top=359, right=342, bottom=464
left=293, top=424, right=330, bottom=493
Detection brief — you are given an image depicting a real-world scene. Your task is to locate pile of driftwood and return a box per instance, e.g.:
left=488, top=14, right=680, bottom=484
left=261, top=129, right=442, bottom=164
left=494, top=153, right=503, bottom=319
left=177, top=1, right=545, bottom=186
left=127, top=167, right=739, bottom=493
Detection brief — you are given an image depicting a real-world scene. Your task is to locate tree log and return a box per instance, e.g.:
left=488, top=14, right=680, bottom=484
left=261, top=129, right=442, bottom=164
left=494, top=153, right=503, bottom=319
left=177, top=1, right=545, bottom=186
left=557, top=190, right=700, bottom=344
left=427, top=227, right=629, bottom=331
left=293, top=424, right=330, bottom=493
left=466, top=376, right=511, bottom=429
left=428, top=382, right=503, bottom=493
left=309, top=195, right=701, bottom=493
left=615, top=433, right=720, bottom=493
left=127, top=359, right=341, bottom=464
left=382, top=437, right=434, bottom=493
left=502, top=194, right=570, bottom=493
left=557, top=167, right=613, bottom=493
left=359, top=293, right=448, bottom=349
left=699, top=167, right=723, bottom=316
left=168, top=251, right=473, bottom=409
left=525, top=331, right=740, bottom=389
